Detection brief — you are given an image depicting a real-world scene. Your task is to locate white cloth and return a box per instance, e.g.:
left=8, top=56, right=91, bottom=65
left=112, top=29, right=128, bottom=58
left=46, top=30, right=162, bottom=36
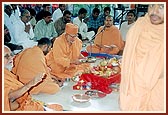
left=52, top=8, right=63, bottom=22
left=4, top=13, right=16, bottom=29
left=13, top=5, right=21, bottom=20
left=4, top=12, right=19, bottom=43
left=73, top=17, right=95, bottom=40
left=12, top=19, right=37, bottom=49
left=120, top=21, right=134, bottom=41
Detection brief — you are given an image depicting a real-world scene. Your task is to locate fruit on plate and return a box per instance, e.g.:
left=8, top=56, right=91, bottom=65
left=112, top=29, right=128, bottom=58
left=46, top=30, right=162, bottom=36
left=112, top=66, right=121, bottom=74
left=100, top=59, right=108, bottom=66
left=105, top=69, right=113, bottom=77
left=82, top=58, right=121, bottom=78
left=86, top=57, right=96, bottom=63
left=108, top=57, right=119, bottom=66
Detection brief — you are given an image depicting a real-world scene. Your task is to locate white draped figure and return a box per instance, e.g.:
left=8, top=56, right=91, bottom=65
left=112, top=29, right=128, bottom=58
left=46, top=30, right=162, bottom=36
left=12, top=9, right=37, bottom=49
left=73, top=17, right=95, bottom=41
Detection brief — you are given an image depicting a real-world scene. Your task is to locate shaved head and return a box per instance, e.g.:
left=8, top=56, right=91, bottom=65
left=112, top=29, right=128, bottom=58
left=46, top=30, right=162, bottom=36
left=4, top=45, right=13, bottom=71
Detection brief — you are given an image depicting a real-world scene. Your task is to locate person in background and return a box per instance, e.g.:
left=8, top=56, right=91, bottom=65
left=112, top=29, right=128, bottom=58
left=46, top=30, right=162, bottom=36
left=86, top=8, right=101, bottom=34
left=34, top=11, right=58, bottom=43
left=35, top=4, right=51, bottom=23
left=12, top=9, right=37, bottom=49
left=4, top=24, right=23, bottom=52
left=46, top=23, right=89, bottom=82
left=54, top=10, right=72, bottom=36
left=52, top=4, right=66, bottom=22
left=27, top=8, right=37, bottom=29
left=120, top=10, right=136, bottom=42
left=86, top=15, right=124, bottom=55
left=119, top=4, right=164, bottom=111
left=4, top=4, right=17, bottom=43
left=73, top=8, right=95, bottom=41
left=11, top=4, right=21, bottom=20
left=99, top=6, right=111, bottom=26
left=4, top=4, right=13, bottom=28
left=12, top=38, right=60, bottom=95
left=34, top=4, right=42, bottom=14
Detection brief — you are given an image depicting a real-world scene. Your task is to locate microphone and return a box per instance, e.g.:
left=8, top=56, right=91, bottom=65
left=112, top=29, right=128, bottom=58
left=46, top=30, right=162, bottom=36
left=101, top=25, right=106, bottom=32
left=89, top=26, right=105, bottom=42
left=88, top=26, right=106, bottom=57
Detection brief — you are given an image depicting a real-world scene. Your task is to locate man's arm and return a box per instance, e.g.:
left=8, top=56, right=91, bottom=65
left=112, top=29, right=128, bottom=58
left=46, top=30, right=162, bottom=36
left=8, top=73, right=46, bottom=102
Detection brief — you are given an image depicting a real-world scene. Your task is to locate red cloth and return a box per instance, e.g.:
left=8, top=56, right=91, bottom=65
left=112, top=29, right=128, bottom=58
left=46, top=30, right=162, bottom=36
left=73, top=73, right=121, bottom=94
left=81, top=51, right=88, bottom=57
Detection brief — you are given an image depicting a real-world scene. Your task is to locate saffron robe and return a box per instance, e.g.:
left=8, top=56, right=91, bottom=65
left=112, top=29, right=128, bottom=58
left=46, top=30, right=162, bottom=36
left=12, top=46, right=60, bottom=94
left=86, top=25, right=124, bottom=55
left=119, top=14, right=164, bottom=111
left=46, top=33, right=89, bottom=78
left=4, top=69, right=44, bottom=111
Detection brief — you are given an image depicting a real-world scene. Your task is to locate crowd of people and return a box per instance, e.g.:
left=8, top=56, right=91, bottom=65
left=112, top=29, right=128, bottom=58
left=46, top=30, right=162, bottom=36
left=3, top=3, right=165, bottom=112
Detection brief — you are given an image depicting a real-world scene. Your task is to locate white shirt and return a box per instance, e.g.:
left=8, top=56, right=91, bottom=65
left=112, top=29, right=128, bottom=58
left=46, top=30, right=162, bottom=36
left=12, top=19, right=37, bottom=49
left=73, top=17, right=95, bottom=40
left=120, top=21, right=134, bottom=41
left=13, top=5, right=21, bottom=20
left=52, top=8, right=63, bottom=22
left=4, top=13, right=19, bottom=43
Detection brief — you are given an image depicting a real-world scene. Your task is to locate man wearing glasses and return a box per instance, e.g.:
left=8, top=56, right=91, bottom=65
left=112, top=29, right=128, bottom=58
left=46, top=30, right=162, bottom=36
left=12, top=9, right=37, bottom=49
left=4, top=45, right=44, bottom=111
left=4, top=46, right=63, bottom=111
left=46, top=23, right=89, bottom=84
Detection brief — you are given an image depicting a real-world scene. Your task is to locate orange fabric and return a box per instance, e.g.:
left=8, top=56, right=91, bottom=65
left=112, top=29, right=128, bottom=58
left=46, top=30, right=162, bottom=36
left=86, top=25, right=124, bottom=55
left=65, top=23, right=78, bottom=35
left=120, top=14, right=164, bottom=111
left=46, top=33, right=89, bottom=78
left=12, top=46, right=60, bottom=95
left=4, top=69, right=44, bottom=111
left=46, top=104, right=63, bottom=111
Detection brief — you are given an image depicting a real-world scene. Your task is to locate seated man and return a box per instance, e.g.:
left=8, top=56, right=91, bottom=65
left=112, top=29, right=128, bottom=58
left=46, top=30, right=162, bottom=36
left=46, top=23, right=89, bottom=80
left=120, top=10, right=136, bottom=42
left=52, top=4, right=66, bottom=22
left=4, top=45, right=63, bottom=111
left=12, top=9, right=37, bottom=49
left=99, top=6, right=111, bottom=26
left=86, top=15, right=125, bottom=55
left=54, top=10, right=72, bottom=36
left=4, top=24, right=23, bottom=52
left=34, top=11, right=58, bottom=42
left=35, top=4, right=51, bottom=22
left=12, top=38, right=60, bottom=95
left=86, top=8, right=101, bottom=34
left=73, top=8, right=95, bottom=41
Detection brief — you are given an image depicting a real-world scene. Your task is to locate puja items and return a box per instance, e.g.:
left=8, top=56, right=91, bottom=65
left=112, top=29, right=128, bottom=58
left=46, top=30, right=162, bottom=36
left=85, top=90, right=106, bottom=98
left=73, top=58, right=121, bottom=94
left=79, top=57, right=97, bottom=63
left=72, top=94, right=90, bottom=103
left=90, top=58, right=121, bottom=78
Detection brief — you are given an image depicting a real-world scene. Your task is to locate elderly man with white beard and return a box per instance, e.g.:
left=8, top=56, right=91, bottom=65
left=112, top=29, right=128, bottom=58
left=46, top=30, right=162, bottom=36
left=3, top=45, right=63, bottom=111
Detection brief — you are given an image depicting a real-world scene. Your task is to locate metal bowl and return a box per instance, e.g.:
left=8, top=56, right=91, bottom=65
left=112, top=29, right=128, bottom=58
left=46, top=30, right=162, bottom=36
left=72, top=94, right=90, bottom=103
